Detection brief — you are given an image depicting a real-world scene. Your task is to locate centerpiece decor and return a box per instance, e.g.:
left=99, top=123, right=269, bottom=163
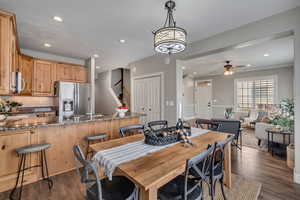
left=153, top=0, right=187, bottom=56
left=144, top=119, right=191, bottom=146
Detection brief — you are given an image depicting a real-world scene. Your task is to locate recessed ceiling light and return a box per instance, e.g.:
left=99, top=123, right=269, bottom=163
left=53, top=16, right=63, bottom=22
left=96, top=66, right=101, bottom=69
left=119, top=39, right=126, bottom=43
left=93, top=54, right=99, bottom=58
left=193, top=72, right=197, bottom=75
left=247, top=64, right=252, bottom=67
left=182, top=66, right=186, bottom=70
left=264, top=53, right=270, bottom=57
left=44, top=43, right=51, bottom=47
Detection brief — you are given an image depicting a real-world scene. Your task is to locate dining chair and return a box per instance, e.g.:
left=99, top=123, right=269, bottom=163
left=72, top=145, right=138, bottom=200
left=119, top=124, right=144, bottom=137
left=195, top=119, right=218, bottom=130
left=158, top=144, right=215, bottom=200
left=209, top=135, right=235, bottom=200
left=148, top=120, right=168, bottom=131
left=211, top=119, right=242, bottom=149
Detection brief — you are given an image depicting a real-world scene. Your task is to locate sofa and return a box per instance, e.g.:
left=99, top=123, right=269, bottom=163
left=255, top=122, right=294, bottom=146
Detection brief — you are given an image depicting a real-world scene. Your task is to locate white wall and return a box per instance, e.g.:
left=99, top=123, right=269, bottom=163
left=196, top=67, right=294, bottom=118
left=21, top=48, right=85, bottom=65
left=182, top=76, right=195, bottom=119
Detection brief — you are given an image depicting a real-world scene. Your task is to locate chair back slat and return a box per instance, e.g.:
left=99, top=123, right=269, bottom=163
left=148, top=120, right=168, bottom=131
left=211, top=135, right=235, bottom=178
left=119, top=124, right=144, bottom=137
left=73, top=145, right=102, bottom=200
left=183, top=144, right=215, bottom=200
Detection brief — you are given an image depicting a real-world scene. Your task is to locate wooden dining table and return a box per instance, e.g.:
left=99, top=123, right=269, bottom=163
left=90, top=130, right=232, bottom=200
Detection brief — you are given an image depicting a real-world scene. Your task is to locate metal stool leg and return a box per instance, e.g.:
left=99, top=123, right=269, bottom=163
left=9, top=154, right=25, bottom=200
left=42, top=150, right=53, bottom=189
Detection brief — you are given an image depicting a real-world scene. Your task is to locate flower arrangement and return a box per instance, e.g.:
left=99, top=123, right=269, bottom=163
left=0, top=98, right=23, bottom=114
left=270, top=98, right=294, bottom=132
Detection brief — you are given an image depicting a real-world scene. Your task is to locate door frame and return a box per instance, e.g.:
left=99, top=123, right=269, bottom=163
left=131, top=72, right=165, bottom=120
left=194, top=79, right=213, bottom=118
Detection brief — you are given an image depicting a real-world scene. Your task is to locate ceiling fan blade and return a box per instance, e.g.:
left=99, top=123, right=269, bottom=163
left=232, top=65, right=246, bottom=70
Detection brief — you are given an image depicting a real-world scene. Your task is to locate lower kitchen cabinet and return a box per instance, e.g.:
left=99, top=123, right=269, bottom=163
left=0, top=116, right=140, bottom=193
left=0, top=130, right=38, bottom=192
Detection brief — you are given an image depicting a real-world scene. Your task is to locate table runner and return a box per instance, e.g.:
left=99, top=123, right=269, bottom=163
left=92, top=128, right=209, bottom=180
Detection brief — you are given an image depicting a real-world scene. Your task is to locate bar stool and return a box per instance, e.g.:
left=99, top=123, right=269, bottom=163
left=9, top=143, right=53, bottom=200
left=85, top=133, right=107, bottom=159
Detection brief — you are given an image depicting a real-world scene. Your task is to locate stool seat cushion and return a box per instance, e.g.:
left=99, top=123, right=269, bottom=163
left=85, top=133, right=107, bottom=141
left=16, top=143, right=51, bottom=154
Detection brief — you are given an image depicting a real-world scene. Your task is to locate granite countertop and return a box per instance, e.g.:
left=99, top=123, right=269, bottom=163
left=0, top=112, right=145, bottom=132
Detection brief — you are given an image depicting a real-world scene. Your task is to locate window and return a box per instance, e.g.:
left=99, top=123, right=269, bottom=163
left=235, top=76, right=277, bottom=111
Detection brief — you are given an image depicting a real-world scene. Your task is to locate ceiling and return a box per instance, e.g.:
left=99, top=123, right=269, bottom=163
left=180, top=36, right=294, bottom=77
left=1, top=0, right=300, bottom=70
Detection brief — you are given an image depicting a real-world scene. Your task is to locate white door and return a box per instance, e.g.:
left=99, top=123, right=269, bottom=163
left=194, top=80, right=212, bottom=119
left=133, top=75, right=162, bottom=124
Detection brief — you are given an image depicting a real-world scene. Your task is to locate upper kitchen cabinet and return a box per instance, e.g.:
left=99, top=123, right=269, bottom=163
left=33, top=59, right=55, bottom=96
left=19, top=54, right=33, bottom=95
left=73, top=65, right=87, bottom=82
left=56, top=63, right=87, bottom=83
left=56, top=63, right=73, bottom=82
left=0, top=10, right=18, bottom=95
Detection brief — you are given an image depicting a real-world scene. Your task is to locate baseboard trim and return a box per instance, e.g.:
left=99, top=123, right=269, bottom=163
left=294, top=170, right=300, bottom=184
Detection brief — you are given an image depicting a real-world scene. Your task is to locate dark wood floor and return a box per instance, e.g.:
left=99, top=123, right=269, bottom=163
left=1, top=146, right=299, bottom=200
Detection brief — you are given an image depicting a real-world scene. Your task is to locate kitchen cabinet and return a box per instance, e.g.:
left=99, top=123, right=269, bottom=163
left=73, top=65, right=87, bottom=82
left=56, top=63, right=87, bottom=83
left=19, top=54, right=34, bottom=95
left=33, top=59, right=55, bottom=96
left=0, top=116, right=140, bottom=192
left=56, top=63, right=73, bottom=82
left=0, top=11, right=18, bottom=95
left=0, top=130, right=38, bottom=192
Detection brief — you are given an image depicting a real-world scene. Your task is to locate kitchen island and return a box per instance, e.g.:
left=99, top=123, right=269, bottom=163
left=0, top=113, right=143, bottom=192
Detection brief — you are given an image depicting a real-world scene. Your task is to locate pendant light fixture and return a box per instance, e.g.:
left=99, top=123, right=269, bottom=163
left=153, top=0, right=187, bottom=55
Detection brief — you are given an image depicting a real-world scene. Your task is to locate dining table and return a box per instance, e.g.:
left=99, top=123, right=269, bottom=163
left=90, top=130, right=232, bottom=200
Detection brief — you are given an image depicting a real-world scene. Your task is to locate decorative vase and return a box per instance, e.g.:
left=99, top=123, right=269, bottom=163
left=287, top=144, right=295, bottom=169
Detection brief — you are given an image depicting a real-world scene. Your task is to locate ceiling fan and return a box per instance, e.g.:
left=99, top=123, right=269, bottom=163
left=223, top=60, right=247, bottom=75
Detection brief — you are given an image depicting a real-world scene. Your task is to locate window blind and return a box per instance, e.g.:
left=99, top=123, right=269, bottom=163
left=236, top=77, right=275, bottom=110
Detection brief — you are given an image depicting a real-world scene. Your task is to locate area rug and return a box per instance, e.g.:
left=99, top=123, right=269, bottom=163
left=203, top=174, right=262, bottom=200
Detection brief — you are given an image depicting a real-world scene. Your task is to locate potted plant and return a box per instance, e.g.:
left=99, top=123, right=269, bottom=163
left=0, top=98, right=23, bottom=126
left=270, top=98, right=294, bottom=168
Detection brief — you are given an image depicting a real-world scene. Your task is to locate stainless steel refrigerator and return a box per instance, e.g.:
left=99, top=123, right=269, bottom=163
left=55, top=81, right=91, bottom=121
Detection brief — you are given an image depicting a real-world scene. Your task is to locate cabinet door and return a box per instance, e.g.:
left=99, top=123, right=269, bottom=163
left=33, top=59, right=54, bottom=96
left=0, top=16, right=11, bottom=94
left=20, top=54, right=33, bottom=95
left=0, top=130, right=38, bottom=192
left=56, top=63, right=74, bottom=81
left=74, top=66, right=87, bottom=82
